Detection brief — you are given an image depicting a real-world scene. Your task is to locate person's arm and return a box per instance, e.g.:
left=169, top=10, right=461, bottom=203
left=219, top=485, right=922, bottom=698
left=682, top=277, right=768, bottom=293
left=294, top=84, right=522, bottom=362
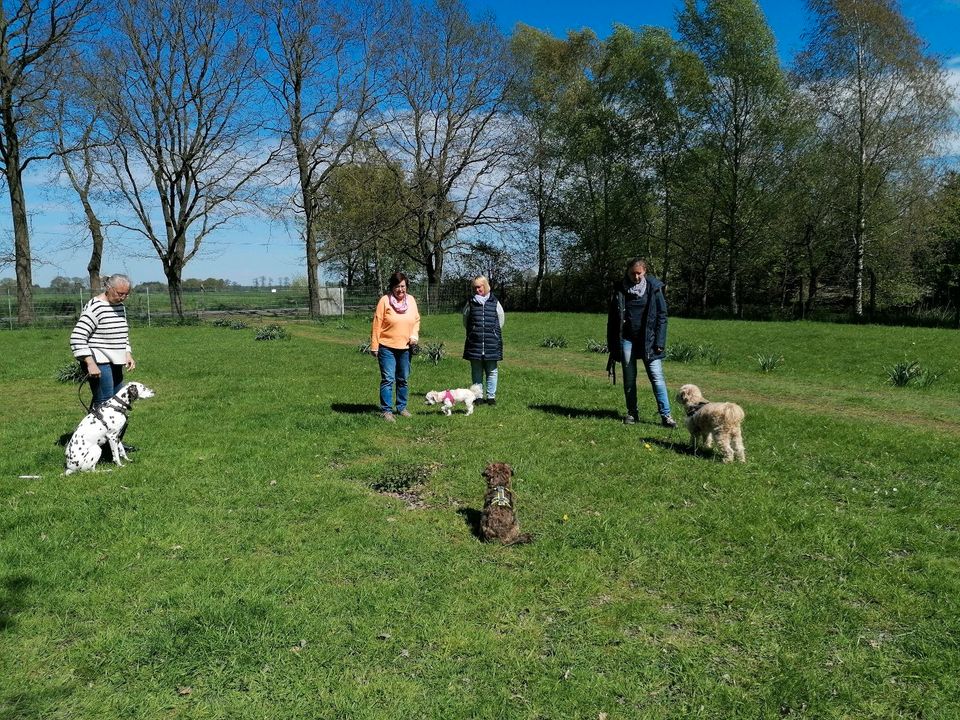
left=70, top=304, right=101, bottom=376
left=409, top=296, right=421, bottom=344
left=496, top=302, right=505, bottom=328
left=370, top=296, right=385, bottom=354
left=462, top=303, right=469, bottom=328
left=653, top=288, right=668, bottom=354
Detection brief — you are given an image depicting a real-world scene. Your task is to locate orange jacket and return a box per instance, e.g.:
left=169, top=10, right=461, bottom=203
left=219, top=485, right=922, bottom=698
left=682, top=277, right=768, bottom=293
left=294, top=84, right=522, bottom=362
left=371, top=294, right=421, bottom=351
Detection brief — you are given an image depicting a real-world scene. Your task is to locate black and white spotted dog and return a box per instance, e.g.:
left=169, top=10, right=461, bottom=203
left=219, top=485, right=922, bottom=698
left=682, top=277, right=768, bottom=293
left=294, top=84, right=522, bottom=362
left=64, top=382, right=155, bottom=475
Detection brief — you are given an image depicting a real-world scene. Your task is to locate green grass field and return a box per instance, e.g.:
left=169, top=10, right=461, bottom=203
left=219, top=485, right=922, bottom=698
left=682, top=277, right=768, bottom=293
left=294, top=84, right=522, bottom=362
left=2, top=314, right=959, bottom=719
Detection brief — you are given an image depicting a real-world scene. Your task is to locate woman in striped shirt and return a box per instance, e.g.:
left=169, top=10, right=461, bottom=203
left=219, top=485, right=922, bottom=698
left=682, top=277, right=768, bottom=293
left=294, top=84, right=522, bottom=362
left=70, top=274, right=137, bottom=406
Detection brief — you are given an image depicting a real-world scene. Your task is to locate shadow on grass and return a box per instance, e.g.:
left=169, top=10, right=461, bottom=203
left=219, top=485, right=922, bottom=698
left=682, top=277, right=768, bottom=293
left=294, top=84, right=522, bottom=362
left=456, top=507, right=483, bottom=540
left=529, top=403, right=622, bottom=420
left=641, top=435, right=700, bottom=457
left=330, top=403, right=380, bottom=415
left=0, top=574, right=35, bottom=632
left=1, top=685, right=73, bottom=720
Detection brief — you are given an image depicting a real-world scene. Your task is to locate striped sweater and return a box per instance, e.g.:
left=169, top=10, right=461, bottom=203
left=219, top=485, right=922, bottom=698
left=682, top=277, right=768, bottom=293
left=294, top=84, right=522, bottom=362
left=70, top=298, right=132, bottom=364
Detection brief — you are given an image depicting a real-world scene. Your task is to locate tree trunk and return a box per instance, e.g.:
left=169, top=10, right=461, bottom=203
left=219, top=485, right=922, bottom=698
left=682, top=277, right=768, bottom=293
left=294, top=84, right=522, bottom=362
left=83, top=202, right=105, bottom=293
left=535, top=209, right=547, bottom=310
left=3, top=122, right=34, bottom=324
left=164, top=260, right=184, bottom=320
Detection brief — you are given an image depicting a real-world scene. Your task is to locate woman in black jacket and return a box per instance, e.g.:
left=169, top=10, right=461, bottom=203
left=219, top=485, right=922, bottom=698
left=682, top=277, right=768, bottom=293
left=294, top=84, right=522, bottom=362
left=462, top=275, right=505, bottom=405
left=606, top=258, right=676, bottom=427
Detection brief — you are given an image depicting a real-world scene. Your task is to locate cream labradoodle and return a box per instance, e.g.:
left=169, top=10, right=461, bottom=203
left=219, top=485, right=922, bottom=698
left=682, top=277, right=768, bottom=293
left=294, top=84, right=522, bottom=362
left=675, top=383, right=746, bottom=463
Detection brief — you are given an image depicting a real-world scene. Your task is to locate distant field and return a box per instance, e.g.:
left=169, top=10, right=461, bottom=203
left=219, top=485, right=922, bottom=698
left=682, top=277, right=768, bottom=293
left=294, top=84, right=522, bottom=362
left=1, top=314, right=958, bottom=718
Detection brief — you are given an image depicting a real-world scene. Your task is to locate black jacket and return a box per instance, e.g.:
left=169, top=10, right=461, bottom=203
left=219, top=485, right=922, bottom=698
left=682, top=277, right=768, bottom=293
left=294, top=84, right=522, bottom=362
left=606, top=277, right=668, bottom=371
left=462, top=294, right=504, bottom=361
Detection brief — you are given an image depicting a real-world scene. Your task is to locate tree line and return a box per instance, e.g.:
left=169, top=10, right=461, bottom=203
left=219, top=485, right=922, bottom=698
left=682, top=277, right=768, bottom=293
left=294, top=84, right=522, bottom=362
left=1, top=0, right=957, bottom=323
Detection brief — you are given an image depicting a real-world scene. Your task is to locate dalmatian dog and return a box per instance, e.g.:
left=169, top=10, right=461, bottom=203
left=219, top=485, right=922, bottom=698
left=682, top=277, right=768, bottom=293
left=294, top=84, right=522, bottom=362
left=64, top=382, right=155, bottom=475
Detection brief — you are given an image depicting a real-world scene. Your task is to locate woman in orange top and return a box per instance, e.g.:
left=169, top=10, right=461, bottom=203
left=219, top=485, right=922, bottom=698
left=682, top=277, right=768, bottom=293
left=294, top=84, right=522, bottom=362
left=370, top=272, right=421, bottom=421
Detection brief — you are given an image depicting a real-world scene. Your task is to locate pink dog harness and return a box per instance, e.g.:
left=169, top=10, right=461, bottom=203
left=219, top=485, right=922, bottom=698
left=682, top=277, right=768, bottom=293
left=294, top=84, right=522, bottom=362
left=443, top=390, right=455, bottom=404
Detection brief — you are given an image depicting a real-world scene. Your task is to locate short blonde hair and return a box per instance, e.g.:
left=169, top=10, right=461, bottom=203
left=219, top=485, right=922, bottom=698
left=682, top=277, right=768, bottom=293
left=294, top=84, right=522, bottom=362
left=473, top=276, right=490, bottom=294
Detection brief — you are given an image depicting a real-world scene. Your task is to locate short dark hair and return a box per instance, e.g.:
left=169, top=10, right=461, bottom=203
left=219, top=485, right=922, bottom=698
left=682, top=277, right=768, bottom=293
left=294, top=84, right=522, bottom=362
left=624, top=258, right=647, bottom=275
left=388, top=272, right=408, bottom=290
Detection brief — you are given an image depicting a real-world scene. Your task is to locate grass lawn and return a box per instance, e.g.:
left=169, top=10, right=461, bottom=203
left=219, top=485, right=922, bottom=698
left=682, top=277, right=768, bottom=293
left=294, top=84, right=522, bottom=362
left=2, top=313, right=959, bottom=719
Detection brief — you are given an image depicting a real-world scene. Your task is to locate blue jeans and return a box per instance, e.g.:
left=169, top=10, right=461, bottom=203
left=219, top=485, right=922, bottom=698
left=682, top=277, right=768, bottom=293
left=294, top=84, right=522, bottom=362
left=621, top=339, right=671, bottom=418
left=378, top=346, right=411, bottom=413
left=470, top=359, right=499, bottom=399
left=85, top=361, right=124, bottom=407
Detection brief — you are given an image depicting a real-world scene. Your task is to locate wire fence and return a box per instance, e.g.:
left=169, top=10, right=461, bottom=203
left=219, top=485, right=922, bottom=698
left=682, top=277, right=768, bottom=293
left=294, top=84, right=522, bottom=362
left=1, top=282, right=479, bottom=329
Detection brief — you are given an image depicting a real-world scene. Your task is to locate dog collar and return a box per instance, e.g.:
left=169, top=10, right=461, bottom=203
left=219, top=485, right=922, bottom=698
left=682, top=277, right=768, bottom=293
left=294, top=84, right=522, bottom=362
left=491, top=487, right=511, bottom=508
left=443, top=390, right=455, bottom=404
left=685, top=401, right=709, bottom=417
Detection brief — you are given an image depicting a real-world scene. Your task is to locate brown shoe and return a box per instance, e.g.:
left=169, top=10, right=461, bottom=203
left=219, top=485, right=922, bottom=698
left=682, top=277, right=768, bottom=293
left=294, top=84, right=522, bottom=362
left=383, top=412, right=396, bottom=422
left=398, top=409, right=412, bottom=418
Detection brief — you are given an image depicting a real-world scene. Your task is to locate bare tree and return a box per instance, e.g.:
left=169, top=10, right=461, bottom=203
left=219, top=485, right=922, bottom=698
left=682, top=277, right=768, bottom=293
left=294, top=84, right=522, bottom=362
left=0, top=0, right=95, bottom=323
left=374, top=0, right=516, bottom=287
left=257, top=0, right=394, bottom=317
left=797, top=0, right=954, bottom=317
left=91, top=0, right=272, bottom=318
left=51, top=85, right=109, bottom=293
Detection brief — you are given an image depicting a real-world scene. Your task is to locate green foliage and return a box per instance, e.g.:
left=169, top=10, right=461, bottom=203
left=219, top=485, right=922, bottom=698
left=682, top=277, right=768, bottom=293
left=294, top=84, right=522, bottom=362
left=368, top=463, right=436, bottom=494
left=666, top=341, right=722, bottom=365
left=420, top=341, right=445, bottom=365
left=754, top=352, right=785, bottom=373
left=540, top=334, right=568, bottom=348
left=54, top=359, right=86, bottom=384
left=356, top=340, right=372, bottom=354
left=254, top=324, right=289, bottom=341
left=885, top=359, right=946, bottom=388
left=584, top=338, right=608, bottom=353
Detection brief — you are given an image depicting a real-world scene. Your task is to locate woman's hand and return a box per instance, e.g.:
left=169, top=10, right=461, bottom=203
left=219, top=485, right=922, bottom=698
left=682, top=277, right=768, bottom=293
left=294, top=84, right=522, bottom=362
left=370, top=348, right=378, bottom=357
left=85, top=358, right=101, bottom=377
left=125, top=352, right=136, bottom=371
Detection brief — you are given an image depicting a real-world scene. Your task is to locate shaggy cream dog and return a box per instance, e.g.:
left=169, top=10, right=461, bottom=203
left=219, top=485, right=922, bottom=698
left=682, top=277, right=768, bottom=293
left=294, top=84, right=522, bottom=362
left=675, top=384, right=746, bottom=463
left=424, top=383, right=483, bottom=416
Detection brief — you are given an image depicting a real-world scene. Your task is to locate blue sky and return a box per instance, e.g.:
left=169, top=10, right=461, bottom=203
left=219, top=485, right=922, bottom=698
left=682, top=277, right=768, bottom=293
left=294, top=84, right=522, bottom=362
left=3, top=0, right=959, bottom=287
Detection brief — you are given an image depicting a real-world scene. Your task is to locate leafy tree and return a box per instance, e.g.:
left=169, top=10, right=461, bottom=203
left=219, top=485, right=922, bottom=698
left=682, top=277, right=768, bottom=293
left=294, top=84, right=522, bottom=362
left=679, top=0, right=792, bottom=316
left=507, top=24, right=595, bottom=307
left=601, top=25, right=710, bottom=287
left=796, top=0, right=954, bottom=316
left=314, top=158, right=411, bottom=290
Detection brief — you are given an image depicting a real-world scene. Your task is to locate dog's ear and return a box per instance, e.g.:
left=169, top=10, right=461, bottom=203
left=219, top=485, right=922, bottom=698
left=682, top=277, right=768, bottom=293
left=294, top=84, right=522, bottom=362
left=127, top=384, right=139, bottom=401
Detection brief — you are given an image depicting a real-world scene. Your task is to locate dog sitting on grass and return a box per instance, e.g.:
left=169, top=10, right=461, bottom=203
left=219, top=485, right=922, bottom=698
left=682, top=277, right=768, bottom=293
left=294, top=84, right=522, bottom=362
left=480, top=462, right=532, bottom=545
left=675, top=383, right=746, bottom=463
left=65, top=382, right=155, bottom=474
left=425, top=383, right=482, bottom=416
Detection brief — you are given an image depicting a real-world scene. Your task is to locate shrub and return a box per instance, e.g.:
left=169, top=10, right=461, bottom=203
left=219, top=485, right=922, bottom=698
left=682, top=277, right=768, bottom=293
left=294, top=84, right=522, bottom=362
left=55, top=360, right=86, bottom=384
left=755, top=353, right=785, bottom=373
left=357, top=341, right=372, bottom=354
left=369, top=464, right=435, bottom=494
left=420, top=341, right=445, bottom=365
left=585, top=338, right=608, bottom=354
left=666, top=342, right=699, bottom=362
left=914, top=367, right=947, bottom=389
left=885, top=360, right=921, bottom=387
left=230, top=321, right=249, bottom=330
left=541, top=335, right=568, bottom=348
left=255, top=324, right=289, bottom=341
left=212, top=318, right=230, bottom=327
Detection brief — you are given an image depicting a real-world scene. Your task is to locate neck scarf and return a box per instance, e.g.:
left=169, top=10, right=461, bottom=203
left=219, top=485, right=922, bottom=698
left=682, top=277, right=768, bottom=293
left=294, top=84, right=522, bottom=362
left=474, top=293, right=488, bottom=305
left=389, top=293, right=408, bottom=313
left=625, top=278, right=647, bottom=298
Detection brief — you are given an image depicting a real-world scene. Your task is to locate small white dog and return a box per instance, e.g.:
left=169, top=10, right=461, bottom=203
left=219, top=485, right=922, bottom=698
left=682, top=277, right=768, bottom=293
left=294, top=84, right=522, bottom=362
left=675, top=383, right=746, bottom=463
left=424, top=383, right=483, bottom=416
left=65, top=382, right=156, bottom=475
